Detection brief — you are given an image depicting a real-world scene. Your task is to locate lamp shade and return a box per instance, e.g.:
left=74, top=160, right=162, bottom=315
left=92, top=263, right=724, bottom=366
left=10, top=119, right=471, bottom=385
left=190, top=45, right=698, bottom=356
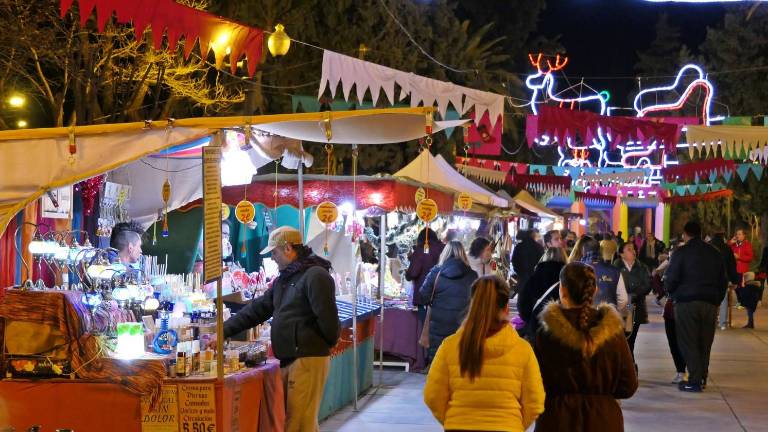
left=267, top=24, right=291, bottom=56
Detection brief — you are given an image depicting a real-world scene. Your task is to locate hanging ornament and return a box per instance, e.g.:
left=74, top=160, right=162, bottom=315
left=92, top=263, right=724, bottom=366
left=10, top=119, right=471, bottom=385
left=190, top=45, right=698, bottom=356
left=161, top=179, right=171, bottom=237
left=235, top=200, right=256, bottom=224
left=221, top=203, right=231, bottom=220
left=317, top=201, right=339, bottom=256
left=457, top=192, right=473, bottom=212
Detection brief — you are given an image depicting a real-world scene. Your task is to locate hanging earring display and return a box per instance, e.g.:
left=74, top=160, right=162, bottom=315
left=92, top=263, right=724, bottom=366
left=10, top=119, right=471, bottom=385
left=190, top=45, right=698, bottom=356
left=161, top=179, right=171, bottom=237
left=317, top=144, right=337, bottom=256
left=417, top=198, right=438, bottom=253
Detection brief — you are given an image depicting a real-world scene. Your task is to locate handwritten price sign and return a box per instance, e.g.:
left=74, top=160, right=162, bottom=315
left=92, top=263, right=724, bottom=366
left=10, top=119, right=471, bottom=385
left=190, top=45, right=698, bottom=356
left=416, top=199, right=438, bottom=222
left=316, top=201, right=339, bottom=224
left=457, top=192, right=472, bottom=211
left=235, top=200, right=256, bottom=224
left=415, top=187, right=426, bottom=204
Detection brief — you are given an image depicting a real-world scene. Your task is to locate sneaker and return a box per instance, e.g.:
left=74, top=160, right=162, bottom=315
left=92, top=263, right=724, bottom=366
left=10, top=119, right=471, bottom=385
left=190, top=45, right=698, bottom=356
left=672, top=373, right=686, bottom=384
left=743, top=323, right=754, bottom=329
left=720, top=325, right=727, bottom=330
left=678, top=381, right=703, bottom=392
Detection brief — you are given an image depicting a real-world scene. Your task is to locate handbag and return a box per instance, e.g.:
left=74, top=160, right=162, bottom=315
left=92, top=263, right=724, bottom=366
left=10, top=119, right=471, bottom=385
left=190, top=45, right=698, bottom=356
left=624, top=302, right=635, bottom=333
left=418, top=270, right=442, bottom=348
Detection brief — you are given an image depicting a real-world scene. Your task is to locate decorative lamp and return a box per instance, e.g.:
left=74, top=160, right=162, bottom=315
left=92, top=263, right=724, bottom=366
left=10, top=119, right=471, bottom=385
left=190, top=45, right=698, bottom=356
left=112, top=285, right=130, bottom=302
left=28, top=236, right=47, bottom=255
left=268, top=24, right=291, bottom=56
left=81, top=291, right=102, bottom=309
left=143, top=297, right=160, bottom=311
left=54, top=243, right=70, bottom=261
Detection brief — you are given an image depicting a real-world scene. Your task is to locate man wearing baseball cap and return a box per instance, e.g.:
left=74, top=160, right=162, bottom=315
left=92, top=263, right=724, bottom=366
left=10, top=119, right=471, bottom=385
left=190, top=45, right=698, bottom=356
left=216, top=226, right=340, bottom=431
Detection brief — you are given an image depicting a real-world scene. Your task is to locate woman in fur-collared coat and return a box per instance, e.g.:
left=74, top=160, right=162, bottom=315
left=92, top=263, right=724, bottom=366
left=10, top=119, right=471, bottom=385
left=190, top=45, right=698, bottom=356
left=534, top=262, right=638, bottom=432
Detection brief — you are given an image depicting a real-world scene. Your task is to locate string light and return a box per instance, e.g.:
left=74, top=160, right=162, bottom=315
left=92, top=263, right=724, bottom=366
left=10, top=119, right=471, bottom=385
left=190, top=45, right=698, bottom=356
left=525, top=53, right=608, bottom=115
left=633, top=64, right=715, bottom=125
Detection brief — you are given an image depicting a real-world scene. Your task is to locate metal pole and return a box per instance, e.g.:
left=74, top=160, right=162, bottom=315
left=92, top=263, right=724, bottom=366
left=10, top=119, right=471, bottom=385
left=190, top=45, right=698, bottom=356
left=298, top=152, right=305, bottom=240
left=378, top=214, right=386, bottom=387
left=351, top=145, right=359, bottom=411
left=216, top=278, right=224, bottom=379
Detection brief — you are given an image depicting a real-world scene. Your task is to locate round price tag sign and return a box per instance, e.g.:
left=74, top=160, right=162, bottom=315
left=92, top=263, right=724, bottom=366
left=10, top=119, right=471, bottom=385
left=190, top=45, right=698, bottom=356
left=415, top=187, right=426, bottom=204
left=316, top=201, right=339, bottom=224
left=235, top=200, right=256, bottom=224
left=416, top=198, right=438, bottom=222
left=221, top=203, right=231, bottom=220
left=457, top=192, right=473, bottom=211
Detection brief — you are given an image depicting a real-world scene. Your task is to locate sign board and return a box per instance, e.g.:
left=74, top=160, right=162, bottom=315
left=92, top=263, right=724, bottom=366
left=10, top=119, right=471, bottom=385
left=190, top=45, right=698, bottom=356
left=457, top=192, right=473, bottom=211
left=178, top=383, right=217, bottom=432
left=416, top=198, right=438, bottom=222
left=234, top=200, right=256, bottom=224
left=41, top=186, right=73, bottom=219
left=141, top=385, right=179, bottom=432
left=414, top=187, right=426, bottom=204
left=316, top=201, right=339, bottom=224
left=203, top=144, right=223, bottom=283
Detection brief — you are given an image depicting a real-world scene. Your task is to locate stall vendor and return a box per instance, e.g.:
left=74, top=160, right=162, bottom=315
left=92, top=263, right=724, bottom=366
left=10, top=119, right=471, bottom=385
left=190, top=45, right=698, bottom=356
left=210, top=226, right=340, bottom=432
left=109, top=222, right=144, bottom=266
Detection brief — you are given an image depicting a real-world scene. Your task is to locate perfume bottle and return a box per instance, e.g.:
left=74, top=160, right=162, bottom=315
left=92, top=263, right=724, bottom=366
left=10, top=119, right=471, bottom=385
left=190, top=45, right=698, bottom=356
left=152, top=311, right=178, bottom=354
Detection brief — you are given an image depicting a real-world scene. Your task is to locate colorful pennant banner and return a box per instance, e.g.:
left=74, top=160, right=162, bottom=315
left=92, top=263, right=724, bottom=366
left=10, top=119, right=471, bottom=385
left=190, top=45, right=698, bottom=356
left=661, top=158, right=735, bottom=183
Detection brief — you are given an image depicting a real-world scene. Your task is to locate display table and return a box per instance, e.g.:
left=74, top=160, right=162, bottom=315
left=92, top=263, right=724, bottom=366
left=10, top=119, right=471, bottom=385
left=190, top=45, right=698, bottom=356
left=0, top=360, right=284, bottom=432
left=373, top=307, right=426, bottom=372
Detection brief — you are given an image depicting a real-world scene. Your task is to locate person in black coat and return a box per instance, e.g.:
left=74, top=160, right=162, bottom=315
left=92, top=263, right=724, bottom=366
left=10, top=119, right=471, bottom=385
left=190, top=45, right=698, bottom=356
left=406, top=228, right=446, bottom=320
left=639, top=234, right=666, bottom=269
left=419, top=240, right=478, bottom=360
left=517, top=246, right=568, bottom=340
left=665, top=222, right=728, bottom=392
left=512, top=230, right=545, bottom=292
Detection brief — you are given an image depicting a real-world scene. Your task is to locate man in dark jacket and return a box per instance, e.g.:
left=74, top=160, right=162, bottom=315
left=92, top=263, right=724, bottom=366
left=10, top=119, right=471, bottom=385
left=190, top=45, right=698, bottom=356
left=639, top=234, right=666, bottom=269
left=512, top=230, right=545, bottom=291
left=710, top=233, right=740, bottom=330
left=614, top=242, right=652, bottom=360
left=219, top=226, right=340, bottom=431
left=665, top=221, right=728, bottom=392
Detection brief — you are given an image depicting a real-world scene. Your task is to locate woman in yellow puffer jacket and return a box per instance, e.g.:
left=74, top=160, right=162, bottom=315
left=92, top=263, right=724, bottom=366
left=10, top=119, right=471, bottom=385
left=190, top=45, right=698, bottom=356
left=424, top=276, right=545, bottom=431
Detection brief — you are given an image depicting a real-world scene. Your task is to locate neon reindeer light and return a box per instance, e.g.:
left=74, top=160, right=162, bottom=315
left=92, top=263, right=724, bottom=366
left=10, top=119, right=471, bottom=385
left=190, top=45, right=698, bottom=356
left=526, top=53, right=608, bottom=115
left=633, top=64, right=715, bottom=125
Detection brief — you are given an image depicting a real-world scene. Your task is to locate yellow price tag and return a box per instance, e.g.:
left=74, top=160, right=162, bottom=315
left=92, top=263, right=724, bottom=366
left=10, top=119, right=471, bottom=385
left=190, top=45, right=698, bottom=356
left=416, top=198, right=438, bottom=222
left=415, top=187, right=426, bottom=204
left=235, top=200, right=256, bottom=224
left=457, top=192, right=473, bottom=211
left=221, top=203, right=231, bottom=221
left=316, top=201, right=339, bottom=224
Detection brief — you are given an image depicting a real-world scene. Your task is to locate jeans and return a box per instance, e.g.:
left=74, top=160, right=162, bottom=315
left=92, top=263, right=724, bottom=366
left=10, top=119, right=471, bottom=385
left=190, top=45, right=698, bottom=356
left=675, top=301, right=718, bottom=385
left=718, top=291, right=729, bottom=328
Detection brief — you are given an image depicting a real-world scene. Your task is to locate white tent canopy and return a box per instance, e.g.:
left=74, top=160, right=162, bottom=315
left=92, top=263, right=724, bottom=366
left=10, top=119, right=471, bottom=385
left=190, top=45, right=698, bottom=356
left=394, top=151, right=508, bottom=208
left=505, top=190, right=560, bottom=218
left=0, top=107, right=437, bottom=235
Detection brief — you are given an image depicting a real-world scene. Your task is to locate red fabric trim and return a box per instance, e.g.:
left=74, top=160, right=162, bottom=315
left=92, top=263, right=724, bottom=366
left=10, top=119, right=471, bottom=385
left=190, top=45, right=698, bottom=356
left=455, top=156, right=527, bottom=175
left=526, top=106, right=682, bottom=153
left=61, top=0, right=264, bottom=76
left=220, top=179, right=455, bottom=213
left=662, top=189, right=732, bottom=204
left=661, top=158, right=735, bottom=183
left=507, top=173, right=571, bottom=189
left=466, top=112, right=503, bottom=156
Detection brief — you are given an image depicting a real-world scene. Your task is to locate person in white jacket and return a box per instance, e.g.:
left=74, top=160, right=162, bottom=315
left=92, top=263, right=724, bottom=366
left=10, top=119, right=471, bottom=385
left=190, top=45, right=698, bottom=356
left=468, top=237, right=494, bottom=278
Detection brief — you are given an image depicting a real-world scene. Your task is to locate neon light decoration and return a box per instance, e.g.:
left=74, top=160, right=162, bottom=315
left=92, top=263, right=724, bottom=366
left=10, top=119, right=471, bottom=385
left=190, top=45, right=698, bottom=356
left=526, top=53, right=608, bottom=115
left=633, top=64, right=714, bottom=125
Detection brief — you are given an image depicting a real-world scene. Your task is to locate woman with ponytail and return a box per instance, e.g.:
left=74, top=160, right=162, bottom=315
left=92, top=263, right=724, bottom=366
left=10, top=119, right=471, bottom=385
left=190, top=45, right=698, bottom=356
left=534, top=262, right=638, bottom=432
left=424, top=276, right=545, bottom=431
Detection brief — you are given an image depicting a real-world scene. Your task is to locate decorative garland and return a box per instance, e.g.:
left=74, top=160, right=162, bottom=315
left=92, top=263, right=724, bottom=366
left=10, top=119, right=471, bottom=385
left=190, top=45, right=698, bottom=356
left=662, top=189, right=732, bottom=204
left=661, top=158, right=735, bottom=183
left=574, top=191, right=617, bottom=207
left=60, top=0, right=265, bottom=76
left=507, top=173, right=571, bottom=196
left=455, top=156, right=528, bottom=175
left=526, top=105, right=682, bottom=153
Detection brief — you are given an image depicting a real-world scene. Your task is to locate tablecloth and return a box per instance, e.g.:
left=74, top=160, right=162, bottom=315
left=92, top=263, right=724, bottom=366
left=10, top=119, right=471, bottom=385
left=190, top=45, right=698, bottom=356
left=373, top=307, right=426, bottom=371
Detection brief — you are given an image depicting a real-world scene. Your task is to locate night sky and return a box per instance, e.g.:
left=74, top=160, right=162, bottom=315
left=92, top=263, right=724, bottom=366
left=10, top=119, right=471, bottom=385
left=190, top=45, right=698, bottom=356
left=536, top=0, right=727, bottom=104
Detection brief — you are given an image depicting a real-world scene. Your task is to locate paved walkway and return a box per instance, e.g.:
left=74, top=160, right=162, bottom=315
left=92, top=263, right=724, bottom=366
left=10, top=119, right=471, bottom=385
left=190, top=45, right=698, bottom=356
left=321, top=301, right=768, bottom=431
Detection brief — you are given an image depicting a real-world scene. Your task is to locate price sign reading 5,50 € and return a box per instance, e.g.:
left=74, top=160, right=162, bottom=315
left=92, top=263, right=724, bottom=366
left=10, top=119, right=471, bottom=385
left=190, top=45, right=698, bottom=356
left=416, top=198, right=438, bottom=222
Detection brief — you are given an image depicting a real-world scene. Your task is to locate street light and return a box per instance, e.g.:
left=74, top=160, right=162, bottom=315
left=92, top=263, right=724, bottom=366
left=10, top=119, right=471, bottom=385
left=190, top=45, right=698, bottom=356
left=8, top=94, right=25, bottom=108
left=17, top=120, right=28, bottom=128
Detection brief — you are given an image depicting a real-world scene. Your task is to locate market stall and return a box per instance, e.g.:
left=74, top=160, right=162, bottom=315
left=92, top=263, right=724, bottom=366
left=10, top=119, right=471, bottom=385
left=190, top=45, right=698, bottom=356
left=0, top=107, right=442, bottom=431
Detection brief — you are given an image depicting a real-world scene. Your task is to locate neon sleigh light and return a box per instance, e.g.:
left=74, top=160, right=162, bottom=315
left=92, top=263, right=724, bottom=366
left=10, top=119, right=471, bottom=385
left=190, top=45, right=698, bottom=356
left=526, top=54, right=608, bottom=115
left=633, top=64, right=715, bottom=125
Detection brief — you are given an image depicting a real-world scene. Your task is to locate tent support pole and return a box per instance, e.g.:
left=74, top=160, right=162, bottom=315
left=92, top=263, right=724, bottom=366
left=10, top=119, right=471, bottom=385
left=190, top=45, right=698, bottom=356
left=298, top=152, right=305, bottom=239
left=378, top=214, right=386, bottom=387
